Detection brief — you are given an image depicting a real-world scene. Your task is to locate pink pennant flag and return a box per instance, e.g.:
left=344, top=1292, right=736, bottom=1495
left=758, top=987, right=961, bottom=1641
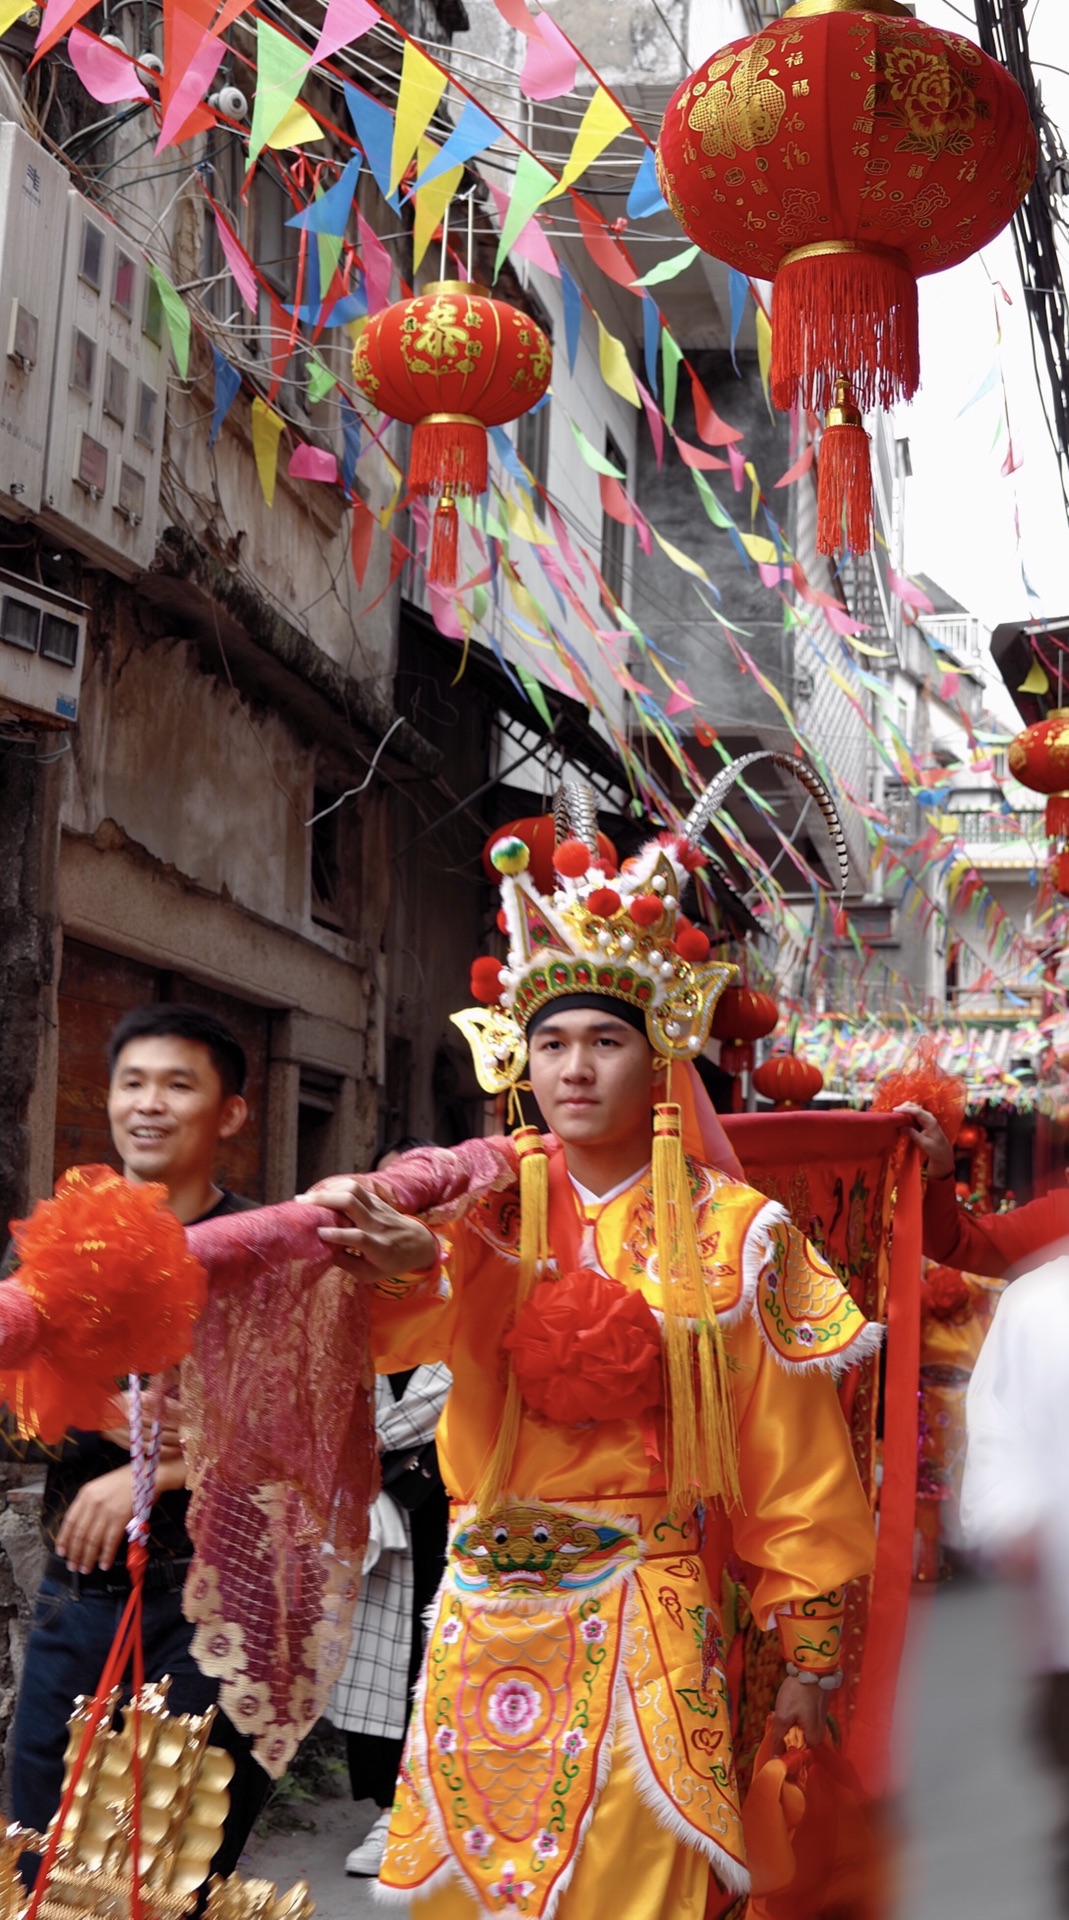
left=635, top=376, right=663, bottom=469
left=599, top=474, right=634, bottom=525
left=519, top=14, right=577, bottom=100
left=672, top=433, right=729, bottom=471
left=289, top=443, right=338, bottom=482
left=34, top=0, right=97, bottom=61
left=886, top=567, right=934, bottom=614
left=690, top=372, right=743, bottom=446
left=492, top=0, right=537, bottom=34
left=823, top=604, right=870, bottom=637
left=214, top=209, right=259, bottom=312
left=727, top=444, right=746, bottom=491
left=547, top=502, right=585, bottom=583
left=665, top=679, right=696, bottom=716
left=430, top=582, right=467, bottom=638
left=486, top=182, right=559, bottom=277
left=1000, top=436, right=1023, bottom=476
left=774, top=442, right=815, bottom=487
left=157, top=31, right=225, bottom=152
left=68, top=28, right=150, bottom=102
left=357, top=210, right=393, bottom=313
left=307, top=0, right=376, bottom=66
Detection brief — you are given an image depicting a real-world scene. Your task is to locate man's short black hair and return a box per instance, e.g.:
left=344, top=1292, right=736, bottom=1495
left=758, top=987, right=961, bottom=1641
left=372, top=1135, right=436, bottom=1170
left=107, top=1004, right=248, bottom=1099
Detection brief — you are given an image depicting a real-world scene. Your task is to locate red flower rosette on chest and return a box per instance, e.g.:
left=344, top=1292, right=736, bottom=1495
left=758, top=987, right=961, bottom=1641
left=502, top=1266, right=663, bottom=1426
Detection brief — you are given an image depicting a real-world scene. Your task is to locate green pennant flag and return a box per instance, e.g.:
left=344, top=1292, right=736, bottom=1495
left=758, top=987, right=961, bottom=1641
left=148, top=262, right=191, bottom=380
left=691, top=466, right=734, bottom=530
left=248, top=20, right=312, bottom=170
left=632, top=245, right=700, bottom=288
left=569, top=418, right=626, bottom=476
left=495, top=150, right=556, bottom=279
left=307, top=359, right=336, bottom=404
left=516, top=663, right=554, bottom=731
left=662, top=330, right=683, bottom=429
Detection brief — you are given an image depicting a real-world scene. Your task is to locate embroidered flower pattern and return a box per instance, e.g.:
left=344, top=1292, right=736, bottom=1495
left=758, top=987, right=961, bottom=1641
left=435, top=1726, right=458, bottom=1754
left=488, top=1863, right=536, bottom=1905
left=463, top=1827, right=492, bottom=1858
left=561, top=1727, right=587, bottom=1759
left=796, top=1322, right=815, bottom=1346
left=441, top=1617, right=462, bottom=1644
left=488, top=1679, right=540, bottom=1737
left=534, top=1830, right=559, bottom=1860
left=580, top=1616, right=607, bottom=1643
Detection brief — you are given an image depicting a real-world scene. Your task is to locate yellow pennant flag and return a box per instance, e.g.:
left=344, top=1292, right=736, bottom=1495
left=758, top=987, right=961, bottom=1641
left=390, top=41, right=448, bottom=199
left=597, top=317, right=639, bottom=407
left=738, top=531, right=779, bottom=566
left=545, top=87, right=630, bottom=200
left=652, top=526, right=710, bottom=582
left=505, top=490, right=554, bottom=546
left=412, top=136, right=463, bottom=271
left=251, top=398, right=285, bottom=507
left=756, top=305, right=773, bottom=417
left=267, top=100, right=322, bottom=149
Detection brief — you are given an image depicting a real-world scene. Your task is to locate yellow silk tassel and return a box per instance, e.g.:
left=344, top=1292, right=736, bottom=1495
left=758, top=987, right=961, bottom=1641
left=475, top=1125, right=548, bottom=1516
left=652, top=1103, right=741, bottom=1516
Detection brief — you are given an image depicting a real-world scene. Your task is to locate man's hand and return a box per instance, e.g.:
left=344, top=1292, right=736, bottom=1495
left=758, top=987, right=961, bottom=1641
left=896, top=1103, right=955, bottom=1180
left=770, top=1673, right=830, bottom=1755
left=103, top=1389, right=182, bottom=1455
left=296, top=1179, right=437, bottom=1283
left=56, top=1467, right=136, bottom=1574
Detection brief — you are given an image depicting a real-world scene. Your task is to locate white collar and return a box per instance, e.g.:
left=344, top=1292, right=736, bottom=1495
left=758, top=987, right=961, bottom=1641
left=569, top=1162, right=651, bottom=1209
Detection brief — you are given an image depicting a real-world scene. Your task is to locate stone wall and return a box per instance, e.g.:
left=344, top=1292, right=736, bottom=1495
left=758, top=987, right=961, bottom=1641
left=0, top=1470, right=45, bottom=1809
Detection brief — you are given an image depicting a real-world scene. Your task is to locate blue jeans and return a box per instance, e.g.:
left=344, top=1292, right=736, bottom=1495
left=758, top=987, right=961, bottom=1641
left=13, top=1576, right=270, bottom=1883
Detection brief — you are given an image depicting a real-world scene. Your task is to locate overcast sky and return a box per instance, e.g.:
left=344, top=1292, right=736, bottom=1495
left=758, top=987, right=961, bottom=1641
left=899, top=0, right=1069, bottom=632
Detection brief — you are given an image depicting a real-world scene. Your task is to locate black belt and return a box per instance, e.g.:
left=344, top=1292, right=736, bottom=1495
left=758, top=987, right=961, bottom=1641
left=44, top=1554, right=192, bottom=1596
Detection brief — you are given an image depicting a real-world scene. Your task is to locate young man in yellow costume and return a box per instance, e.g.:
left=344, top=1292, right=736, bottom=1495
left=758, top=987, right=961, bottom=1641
left=306, top=777, right=879, bottom=1920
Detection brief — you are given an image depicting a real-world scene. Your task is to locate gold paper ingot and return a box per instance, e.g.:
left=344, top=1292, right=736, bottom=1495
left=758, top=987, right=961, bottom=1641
left=5, top=1677, right=312, bottom=1920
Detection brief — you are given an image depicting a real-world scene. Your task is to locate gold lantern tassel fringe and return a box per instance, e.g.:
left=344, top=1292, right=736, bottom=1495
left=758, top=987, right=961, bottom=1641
left=475, top=1126, right=548, bottom=1515
left=652, top=1103, right=740, bottom=1517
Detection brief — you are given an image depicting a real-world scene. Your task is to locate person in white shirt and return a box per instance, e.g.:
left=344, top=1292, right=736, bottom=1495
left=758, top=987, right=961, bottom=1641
left=962, top=1255, right=1069, bottom=1910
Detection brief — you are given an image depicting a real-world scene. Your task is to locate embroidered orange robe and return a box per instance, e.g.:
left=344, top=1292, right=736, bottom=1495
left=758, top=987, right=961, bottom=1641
left=371, top=1153, right=878, bottom=1920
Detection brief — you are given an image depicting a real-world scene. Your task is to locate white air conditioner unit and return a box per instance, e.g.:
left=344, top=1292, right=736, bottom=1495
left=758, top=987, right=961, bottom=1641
left=0, top=566, right=87, bottom=727
left=40, top=189, right=166, bottom=577
left=0, top=123, right=68, bottom=519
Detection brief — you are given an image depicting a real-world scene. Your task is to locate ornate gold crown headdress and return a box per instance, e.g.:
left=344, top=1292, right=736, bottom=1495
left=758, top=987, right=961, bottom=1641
left=453, top=750, right=848, bottom=1094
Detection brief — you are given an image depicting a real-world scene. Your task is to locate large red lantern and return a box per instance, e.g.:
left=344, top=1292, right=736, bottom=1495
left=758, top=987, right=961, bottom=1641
left=352, top=281, right=551, bottom=584
left=482, top=818, right=618, bottom=894
left=657, top=0, right=1035, bottom=555
left=711, top=986, right=779, bottom=1043
left=752, top=1053, right=824, bottom=1106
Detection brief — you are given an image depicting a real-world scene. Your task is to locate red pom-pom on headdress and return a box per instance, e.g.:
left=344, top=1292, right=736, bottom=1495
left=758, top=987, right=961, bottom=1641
left=4, top=1166, right=207, bottom=1441
left=471, top=955, right=505, bottom=1005
left=656, top=831, right=705, bottom=874
left=923, top=1264, right=975, bottom=1324
left=870, top=1036, right=967, bottom=1145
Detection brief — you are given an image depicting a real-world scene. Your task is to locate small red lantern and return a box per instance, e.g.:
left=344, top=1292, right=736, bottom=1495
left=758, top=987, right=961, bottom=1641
left=1052, top=850, right=1069, bottom=898
left=752, top=1053, right=824, bottom=1106
left=719, top=1039, right=755, bottom=1076
left=711, top=986, right=779, bottom=1043
left=352, top=281, right=551, bottom=584
left=956, top=1121, right=981, bottom=1151
left=657, top=0, right=1035, bottom=555
left=482, top=818, right=618, bottom=894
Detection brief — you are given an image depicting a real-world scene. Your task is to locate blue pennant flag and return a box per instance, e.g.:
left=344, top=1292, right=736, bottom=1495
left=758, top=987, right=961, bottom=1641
left=209, top=348, right=241, bottom=448
left=626, top=147, right=667, bottom=221
left=411, top=99, right=497, bottom=193
left=560, top=263, right=582, bottom=375
left=340, top=399, right=362, bottom=497
left=642, top=292, right=660, bottom=397
left=321, top=284, right=368, bottom=326
left=284, top=234, right=322, bottom=324
left=490, top=423, right=528, bottom=489
left=344, top=83, right=399, bottom=211
left=288, top=156, right=361, bottom=235
left=728, top=269, right=748, bottom=375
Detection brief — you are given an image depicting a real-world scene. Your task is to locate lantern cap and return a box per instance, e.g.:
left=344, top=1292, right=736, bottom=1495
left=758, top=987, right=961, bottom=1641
left=418, top=278, right=490, bottom=298
left=825, top=377, right=863, bottom=432
left=783, top=0, right=912, bottom=15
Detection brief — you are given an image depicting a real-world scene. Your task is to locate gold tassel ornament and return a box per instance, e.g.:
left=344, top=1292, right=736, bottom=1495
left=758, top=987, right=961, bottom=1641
left=652, top=1104, right=741, bottom=1516
left=475, top=1126, right=548, bottom=1516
